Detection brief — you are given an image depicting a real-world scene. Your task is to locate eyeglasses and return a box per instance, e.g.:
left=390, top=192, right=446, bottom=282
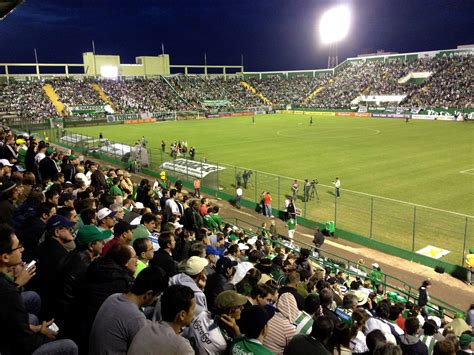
left=9, top=243, right=24, bottom=253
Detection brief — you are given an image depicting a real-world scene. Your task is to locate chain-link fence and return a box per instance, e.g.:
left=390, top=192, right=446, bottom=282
left=45, top=128, right=473, bottom=267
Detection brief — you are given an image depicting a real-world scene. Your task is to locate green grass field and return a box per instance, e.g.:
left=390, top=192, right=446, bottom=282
left=66, top=113, right=474, bottom=264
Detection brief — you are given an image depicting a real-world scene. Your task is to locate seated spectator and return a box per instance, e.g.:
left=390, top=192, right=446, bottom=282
left=189, top=290, right=248, bottom=354
left=285, top=315, right=334, bottom=354
left=0, top=223, right=78, bottom=354
left=433, top=339, right=456, bottom=355
left=102, top=220, right=136, bottom=256
left=264, top=292, right=299, bottom=354
left=328, top=323, right=352, bottom=355
left=244, top=283, right=275, bottom=307
left=132, top=212, right=159, bottom=242
left=133, top=237, right=154, bottom=277
left=204, top=256, right=237, bottom=313
left=149, top=231, right=178, bottom=279
left=128, top=284, right=195, bottom=355
left=350, top=308, right=370, bottom=353
left=374, top=343, right=403, bottom=355
left=279, top=271, right=305, bottom=310
left=366, top=329, right=388, bottom=355
left=400, top=317, right=428, bottom=355
left=169, top=256, right=209, bottom=317
left=231, top=305, right=275, bottom=355
left=89, top=266, right=168, bottom=354
left=294, top=293, right=321, bottom=335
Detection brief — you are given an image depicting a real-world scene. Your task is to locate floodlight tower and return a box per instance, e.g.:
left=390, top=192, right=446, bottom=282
left=319, top=5, right=351, bottom=68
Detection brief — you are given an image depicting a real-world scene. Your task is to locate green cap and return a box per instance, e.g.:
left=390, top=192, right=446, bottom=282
left=228, top=234, right=239, bottom=241
left=133, top=225, right=150, bottom=241
left=69, top=154, right=77, bottom=160
left=459, top=333, right=474, bottom=347
left=469, top=248, right=474, bottom=254
left=215, top=290, right=248, bottom=310
left=76, top=225, right=112, bottom=245
left=46, top=147, right=54, bottom=155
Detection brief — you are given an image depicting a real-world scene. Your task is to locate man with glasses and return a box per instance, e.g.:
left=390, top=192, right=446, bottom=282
left=0, top=223, right=78, bottom=354
left=133, top=238, right=155, bottom=277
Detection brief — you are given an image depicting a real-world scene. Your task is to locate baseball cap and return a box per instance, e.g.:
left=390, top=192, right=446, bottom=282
left=45, top=147, right=54, bottom=155
left=185, top=256, right=209, bottom=276
left=0, top=181, right=16, bottom=194
left=76, top=225, right=112, bottom=245
left=97, top=208, right=116, bottom=220
left=114, top=220, right=137, bottom=237
left=0, top=159, right=13, bottom=167
left=68, top=154, right=77, bottom=161
left=228, top=234, right=239, bottom=242
left=46, top=215, right=76, bottom=229
left=173, top=221, right=184, bottom=229
left=216, top=257, right=238, bottom=273
left=459, top=333, right=474, bottom=347
left=372, top=263, right=380, bottom=268
left=206, top=245, right=224, bottom=257
left=63, top=181, right=74, bottom=188
left=16, top=138, right=26, bottom=145
left=239, top=305, right=275, bottom=339
left=238, top=243, right=249, bottom=250
left=59, top=193, right=75, bottom=205
left=133, top=202, right=145, bottom=210
left=215, top=290, right=248, bottom=310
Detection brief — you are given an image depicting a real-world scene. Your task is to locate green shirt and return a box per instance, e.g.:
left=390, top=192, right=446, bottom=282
left=211, top=213, right=223, bottom=228
left=109, top=185, right=124, bottom=196
left=231, top=336, right=274, bottom=355
left=203, top=215, right=219, bottom=231
left=287, top=218, right=296, bottom=231
left=135, top=259, right=147, bottom=277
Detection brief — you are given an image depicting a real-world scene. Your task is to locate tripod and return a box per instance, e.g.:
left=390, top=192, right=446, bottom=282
left=309, top=184, right=319, bottom=200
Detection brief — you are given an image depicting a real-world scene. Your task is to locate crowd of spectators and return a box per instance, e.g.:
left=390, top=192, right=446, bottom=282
left=403, top=56, right=474, bottom=109
left=0, top=55, right=472, bottom=126
left=247, top=75, right=330, bottom=107
left=0, top=81, right=56, bottom=122
left=0, top=123, right=473, bottom=355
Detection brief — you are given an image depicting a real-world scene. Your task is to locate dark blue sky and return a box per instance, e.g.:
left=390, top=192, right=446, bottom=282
left=0, top=0, right=473, bottom=71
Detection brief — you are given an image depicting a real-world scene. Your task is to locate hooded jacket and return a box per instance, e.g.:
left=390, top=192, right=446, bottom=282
left=264, top=292, right=299, bottom=354
left=399, top=334, right=428, bottom=355
left=169, top=272, right=208, bottom=316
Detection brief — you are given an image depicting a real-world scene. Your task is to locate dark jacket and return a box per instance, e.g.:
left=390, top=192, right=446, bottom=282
left=0, top=198, right=15, bottom=226
left=418, top=287, right=428, bottom=307
left=34, top=237, right=70, bottom=319
left=82, top=257, right=134, bottom=327
left=0, top=273, right=48, bottom=355
left=38, top=156, right=59, bottom=182
left=16, top=217, right=46, bottom=263
left=204, top=273, right=235, bottom=313
left=62, top=163, right=76, bottom=184
left=150, top=248, right=178, bottom=279
left=90, top=170, right=108, bottom=192
left=285, top=334, right=331, bottom=355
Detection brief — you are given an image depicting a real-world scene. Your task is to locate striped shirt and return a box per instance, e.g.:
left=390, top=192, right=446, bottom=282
left=419, top=335, right=437, bottom=355
left=294, top=311, right=314, bottom=335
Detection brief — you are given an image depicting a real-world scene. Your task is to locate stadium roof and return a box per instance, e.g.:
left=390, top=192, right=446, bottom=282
left=0, top=0, right=24, bottom=20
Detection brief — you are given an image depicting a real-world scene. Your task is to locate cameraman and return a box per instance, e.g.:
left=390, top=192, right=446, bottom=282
left=303, top=179, right=311, bottom=202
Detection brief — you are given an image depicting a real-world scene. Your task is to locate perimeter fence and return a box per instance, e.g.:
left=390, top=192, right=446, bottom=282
left=45, top=128, right=473, bottom=270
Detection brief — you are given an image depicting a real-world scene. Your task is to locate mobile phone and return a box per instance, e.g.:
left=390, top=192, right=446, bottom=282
left=48, top=322, right=59, bottom=332
left=26, top=260, right=36, bottom=270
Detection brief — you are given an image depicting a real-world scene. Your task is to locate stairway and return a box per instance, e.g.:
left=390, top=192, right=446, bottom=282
left=91, top=83, right=115, bottom=109
left=303, top=78, right=333, bottom=105
left=240, top=81, right=273, bottom=105
left=43, top=84, right=64, bottom=115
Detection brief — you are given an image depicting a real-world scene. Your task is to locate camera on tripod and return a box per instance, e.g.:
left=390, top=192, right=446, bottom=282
left=310, top=178, right=319, bottom=187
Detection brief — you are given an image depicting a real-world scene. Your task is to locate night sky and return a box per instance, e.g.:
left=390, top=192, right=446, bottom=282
left=0, top=0, right=473, bottom=71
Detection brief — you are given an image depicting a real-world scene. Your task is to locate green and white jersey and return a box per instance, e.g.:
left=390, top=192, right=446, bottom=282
left=231, top=336, right=275, bottom=355
left=287, top=218, right=296, bottom=231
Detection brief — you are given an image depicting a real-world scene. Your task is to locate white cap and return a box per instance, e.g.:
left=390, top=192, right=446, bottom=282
left=372, top=263, right=380, bottom=268
left=97, top=208, right=115, bottom=220
left=238, top=243, right=249, bottom=250
left=173, top=221, right=184, bottom=229
left=133, top=202, right=145, bottom=210
left=185, top=256, right=209, bottom=276
left=0, top=159, right=13, bottom=167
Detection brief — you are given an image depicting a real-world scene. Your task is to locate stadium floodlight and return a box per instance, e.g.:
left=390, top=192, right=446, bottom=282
left=100, top=65, right=118, bottom=79
left=319, top=5, right=351, bottom=44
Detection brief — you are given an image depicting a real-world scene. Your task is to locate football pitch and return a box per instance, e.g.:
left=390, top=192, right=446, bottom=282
left=67, top=113, right=474, bottom=265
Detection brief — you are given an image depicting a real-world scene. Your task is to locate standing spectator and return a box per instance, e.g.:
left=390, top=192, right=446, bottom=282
left=418, top=280, right=432, bottom=316
left=263, top=192, right=273, bottom=217
left=38, top=147, right=60, bottom=183
left=291, top=180, right=299, bottom=201
left=194, top=177, right=201, bottom=197
left=89, top=267, right=168, bottom=355
left=313, top=227, right=325, bottom=256
left=333, top=177, right=341, bottom=198
left=127, top=285, right=195, bottom=355
left=465, top=248, right=474, bottom=286
left=287, top=216, right=297, bottom=244
left=235, top=185, right=243, bottom=209
left=303, top=179, right=311, bottom=202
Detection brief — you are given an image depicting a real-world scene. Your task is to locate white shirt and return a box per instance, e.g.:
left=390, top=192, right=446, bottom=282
left=335, top=179, right=341, bottom=188
left=236, top=187, right=243, bottom=196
